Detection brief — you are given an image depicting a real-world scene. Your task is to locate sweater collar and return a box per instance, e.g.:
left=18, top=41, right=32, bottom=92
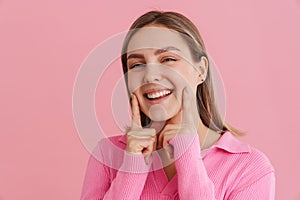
left=118, top=131, right=250, bottom=154
left=212, top=131, right=251, bottom=153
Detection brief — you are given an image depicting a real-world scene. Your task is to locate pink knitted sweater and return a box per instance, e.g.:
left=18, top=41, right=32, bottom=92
left=81, top=131, right=275, bottom=199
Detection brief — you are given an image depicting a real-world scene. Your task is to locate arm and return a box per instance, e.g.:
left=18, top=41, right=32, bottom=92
left=80, top=145, right=151, bottom=200
left=81, top=92, right=157, bottom=199
left=169, top=133, right=216, bottom=199
left=169, top=133, right=275, bottom=200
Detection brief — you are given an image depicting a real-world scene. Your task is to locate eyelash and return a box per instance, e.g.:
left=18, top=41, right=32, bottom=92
left=162, top=57, right=176, bottom=63
left=129, top=63, right=145, bottom=69
left=129, top=57, right=177, bottom=69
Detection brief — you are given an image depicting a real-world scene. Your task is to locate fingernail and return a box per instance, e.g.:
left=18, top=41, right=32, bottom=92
left=145, top=156, right=150, bottom=165
left=185, top=87, right=189, bottom=94
left=166, top=144, right=174, bottom=159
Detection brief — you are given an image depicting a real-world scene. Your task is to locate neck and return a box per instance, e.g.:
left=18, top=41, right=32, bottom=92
left=149, top=120, right=166, bottom=134
left=197, top=120, right=222, bottom=150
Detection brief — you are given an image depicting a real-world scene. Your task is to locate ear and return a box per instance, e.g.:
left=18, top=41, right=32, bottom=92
left=196, top=56, right=208, bottom=84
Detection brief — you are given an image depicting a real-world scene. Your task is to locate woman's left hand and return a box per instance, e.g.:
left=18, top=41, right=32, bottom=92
left=156, top=86, right=199, bottom=160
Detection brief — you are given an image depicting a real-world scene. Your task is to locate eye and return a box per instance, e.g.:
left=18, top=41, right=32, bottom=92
left=162, top=57, right=177, bottom=63
left=129, top=63, right=145, bottom=69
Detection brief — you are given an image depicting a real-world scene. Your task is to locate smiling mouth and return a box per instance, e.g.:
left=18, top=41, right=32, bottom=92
left=143, top=89, right=173, bottom=100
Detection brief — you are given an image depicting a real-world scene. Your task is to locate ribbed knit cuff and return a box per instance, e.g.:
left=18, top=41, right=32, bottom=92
left=169, top=133, right=199, bottom=160
left=119, top=151, right=152, bottom=174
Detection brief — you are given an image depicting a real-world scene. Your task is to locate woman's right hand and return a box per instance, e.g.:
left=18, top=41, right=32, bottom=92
left=126, top=94, right=157, bottom=164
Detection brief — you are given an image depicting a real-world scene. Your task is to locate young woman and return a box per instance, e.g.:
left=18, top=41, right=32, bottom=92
left=81, top=11, right=275, bottom=199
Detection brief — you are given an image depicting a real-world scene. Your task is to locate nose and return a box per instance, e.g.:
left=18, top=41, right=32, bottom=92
left=143, top=63, right=162, bottom=83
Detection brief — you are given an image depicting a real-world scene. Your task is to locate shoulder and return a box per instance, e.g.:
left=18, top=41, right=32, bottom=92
left=215, top=132, right=274, bottom=170
left=231, top=145, right=274, bottom=180
left=245, top=145, right=274, bottom=170
left=241, top=144, right=274, bottom=176
left=209, top=132, right=275, bottom=185
left=89, top=134, right=127, bottom=170
left=227, top=145, right=275, bottom=194
left=218, top=139, right=276, bottom=196
left=96, top=134, right=127, bottom=151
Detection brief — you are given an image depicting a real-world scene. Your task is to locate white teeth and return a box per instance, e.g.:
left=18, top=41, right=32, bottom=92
left=147, top=90, right=171, bottom=99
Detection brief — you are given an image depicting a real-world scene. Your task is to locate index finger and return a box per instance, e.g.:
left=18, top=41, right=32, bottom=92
left=131, top=94, right=142, bottom=128
left=181, top=86, right=198, bottom=126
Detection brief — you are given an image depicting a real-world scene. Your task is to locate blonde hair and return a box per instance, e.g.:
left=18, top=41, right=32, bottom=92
left=121, top=11, right=245, bottom=136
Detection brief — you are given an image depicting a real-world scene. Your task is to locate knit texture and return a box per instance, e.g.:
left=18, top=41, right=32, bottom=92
left=81, top=131, right=275, bottom=199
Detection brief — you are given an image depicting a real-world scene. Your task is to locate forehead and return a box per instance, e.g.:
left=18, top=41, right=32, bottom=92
left=127, top=26, right=189, bottom=54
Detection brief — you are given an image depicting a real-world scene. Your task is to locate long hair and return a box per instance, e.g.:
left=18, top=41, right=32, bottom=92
left=121, top=11, right=245, bottom=136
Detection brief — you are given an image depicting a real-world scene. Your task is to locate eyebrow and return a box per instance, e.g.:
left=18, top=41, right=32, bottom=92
left=127, top=46, right=181, bottom=60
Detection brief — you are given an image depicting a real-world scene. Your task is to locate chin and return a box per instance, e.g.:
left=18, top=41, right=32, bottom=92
left=149, top=115, right=169, bottom=122
left=146, top=104, right=176, bottom=122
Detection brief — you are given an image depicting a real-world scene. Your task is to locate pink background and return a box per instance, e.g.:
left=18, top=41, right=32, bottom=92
left=1, top=0, right=299, bottom=199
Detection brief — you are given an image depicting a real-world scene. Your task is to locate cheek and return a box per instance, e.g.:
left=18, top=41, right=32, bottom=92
left=171, top=67, right=197, bottom=88
left=127, top=72, right=143, bottom=93
left=179, top=68, right=199, bottom=86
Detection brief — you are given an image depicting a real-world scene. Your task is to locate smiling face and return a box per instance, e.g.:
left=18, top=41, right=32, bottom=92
left=126, top=25, right=206, bottom=123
